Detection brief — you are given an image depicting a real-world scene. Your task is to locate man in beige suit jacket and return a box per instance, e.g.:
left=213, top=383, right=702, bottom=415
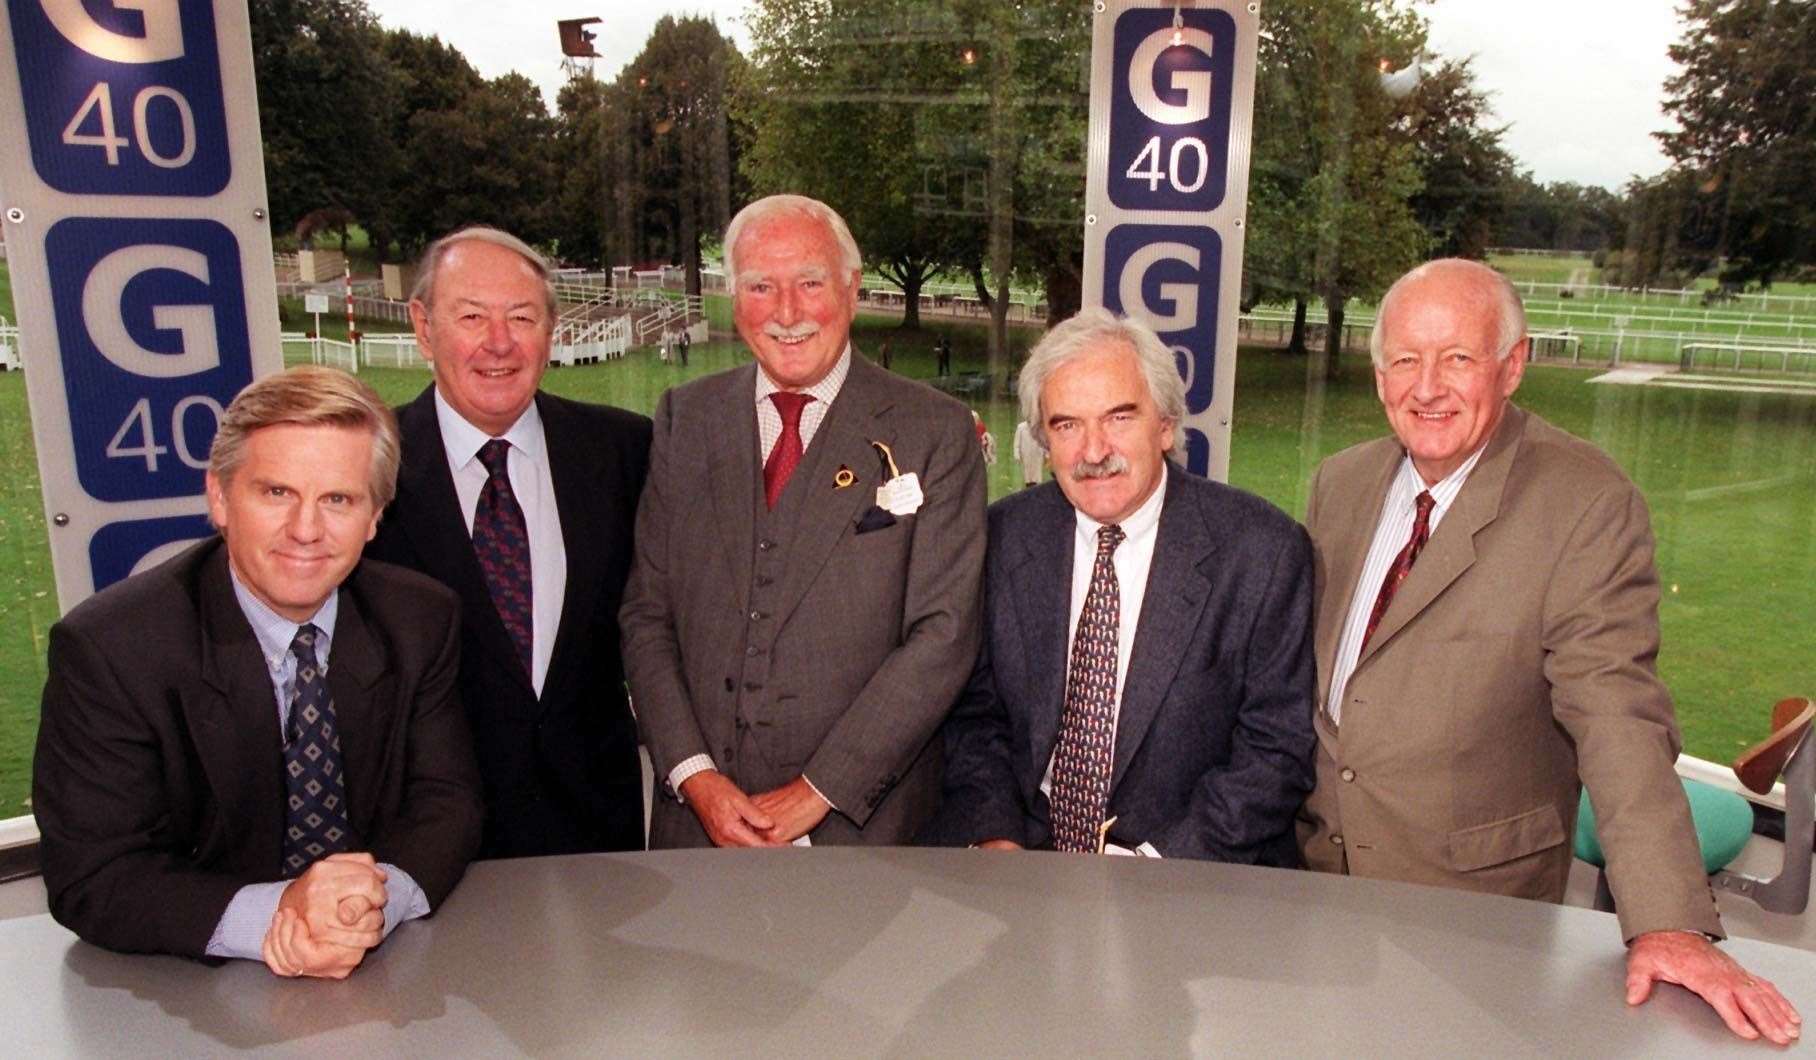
left=1299, top=259, right=1798, bottom=1044
left=621, top=194, right=985, bottom=849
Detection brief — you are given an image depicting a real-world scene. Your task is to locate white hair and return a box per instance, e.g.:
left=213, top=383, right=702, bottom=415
left=1369, top=258, right=1527, bottom=368
left=722, top=194, right=862, bottom=288
left=1017, top=307, right=1185, bottom=453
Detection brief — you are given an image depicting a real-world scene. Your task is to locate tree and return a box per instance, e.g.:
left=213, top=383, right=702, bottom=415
left=373, top=28, right=485, bottom=260
left=1656, top=0, right=1816, bottom=288
left=606, top=17, right=743, bottom=291
left=250, top=0, right=398, bottom=239
left=1246, top=0, right=1427, bottom=375
left=391, top=74, right=559, bottom=249
left=1397, top=58, right=1515, bottom=260
left=742, top=0, right=1088, bottom=366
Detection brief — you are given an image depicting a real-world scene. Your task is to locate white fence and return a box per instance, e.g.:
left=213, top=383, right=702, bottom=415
left=279, top=330, right=359, bottom=371
left=360, top=333, right=423, bottom=369
left=554, top=314, right=631, bottom=365
left=0, top=320, right=18, bottom=371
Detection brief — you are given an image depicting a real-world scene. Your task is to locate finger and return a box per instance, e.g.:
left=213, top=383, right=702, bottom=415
left=262, top=916, right=296, bottom=977
left=1737, top=988, right=1797, bottom=1045
left=1703, top=986, right=1762, bottom=1041
left=269, top=912, right=309, bottom=977
left=733, top=796, right=775, bottom=833
left=338, top=894, right=377, bottom=925
left=1624, top=965, right=1658, bottom=1006
left=313, top=925, right=382, bottom=951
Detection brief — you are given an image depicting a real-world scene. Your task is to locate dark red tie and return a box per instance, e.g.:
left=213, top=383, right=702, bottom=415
left=764, top=392, right=814, bottom=509
left=473, top=438, right=533, bottom=676
left=1359, top=490, right=1435, bottom=653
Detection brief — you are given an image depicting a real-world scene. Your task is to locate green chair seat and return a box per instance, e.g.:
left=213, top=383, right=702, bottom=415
left=1574, top=778, right=1754, bottom=874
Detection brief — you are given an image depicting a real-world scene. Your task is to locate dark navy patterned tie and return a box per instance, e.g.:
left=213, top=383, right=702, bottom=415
left=474, top=438, right=534, bottom=676
left=283, top=624, right=351, bottom=877
left=1050, top=523, right=1125, bottom=853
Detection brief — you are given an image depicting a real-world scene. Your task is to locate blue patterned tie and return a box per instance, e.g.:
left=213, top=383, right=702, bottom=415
left=474, top=438, right=534, bottom=676
left=1050, top=524, right=1125, bottom=853
left=283, top=624, right=351, bottom=877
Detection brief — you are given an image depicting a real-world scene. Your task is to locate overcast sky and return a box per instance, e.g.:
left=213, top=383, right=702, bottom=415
left=364, top=0, right=1686, bottom=191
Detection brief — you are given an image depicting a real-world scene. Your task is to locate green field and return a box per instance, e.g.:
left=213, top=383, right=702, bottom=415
left=1, top=282, right=1813, bottom=818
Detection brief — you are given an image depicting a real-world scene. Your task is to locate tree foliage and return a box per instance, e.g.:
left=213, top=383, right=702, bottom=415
left=1655, top=0, right=1816, bottom=287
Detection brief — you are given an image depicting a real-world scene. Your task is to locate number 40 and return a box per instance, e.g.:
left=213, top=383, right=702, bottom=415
left=62, top=81, right=196, bottom=168
left=1125, top=135, right=1210, bottom=195
left=106, top=396, right=222, bottom=472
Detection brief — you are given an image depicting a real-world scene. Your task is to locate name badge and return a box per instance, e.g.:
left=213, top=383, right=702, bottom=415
left=876, top=473, right=924, bottom=516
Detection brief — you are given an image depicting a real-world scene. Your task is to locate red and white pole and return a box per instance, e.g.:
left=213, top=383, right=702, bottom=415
left=344, top=259, right=358, bottom=373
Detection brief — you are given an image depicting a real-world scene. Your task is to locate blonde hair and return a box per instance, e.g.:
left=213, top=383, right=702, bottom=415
left=208, top=366, right=401, bottom=511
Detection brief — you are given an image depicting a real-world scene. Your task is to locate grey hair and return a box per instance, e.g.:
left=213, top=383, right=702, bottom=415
left=1018, top=307, right=1186, bottom=453
left=411, top=225, right=558, bottom=320
left=722, top=194, right=862, bottom=288
left=208, top=365, right=401, bottom=517
left=1369, top=258, right=1527, bottom=368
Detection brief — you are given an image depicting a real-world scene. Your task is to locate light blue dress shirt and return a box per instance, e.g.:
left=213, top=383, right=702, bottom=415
left=203, top=572, right=429, bottom=960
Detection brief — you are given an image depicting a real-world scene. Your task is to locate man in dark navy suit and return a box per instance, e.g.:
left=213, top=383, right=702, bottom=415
left=925, top=309, right=1316, bottom=861
left=367, top=226, right=650, bottom=858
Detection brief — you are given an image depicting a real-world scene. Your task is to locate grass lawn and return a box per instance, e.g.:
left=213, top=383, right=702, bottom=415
left=1, top=307, right=1813, bottom=816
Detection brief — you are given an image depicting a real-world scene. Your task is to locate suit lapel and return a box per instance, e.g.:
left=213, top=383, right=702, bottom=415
left=1112, top=471, right=1213, bottom=787
left=705, top=365, right=760, bottom=616
left=391, top=387, right=531, bottom=693
left=540, top=394, right=603, bottom=701
left=193, top=546, right=285, bottom=870
left=324, top=579, right=389, bottom=840
left=1354, top=407, right=1525, bottom=669
left=770, top=357, right=893, bottom=631
left=1011, top=488, right=1078, bottom=784
left=1314, top=444, right=1399, bottom=686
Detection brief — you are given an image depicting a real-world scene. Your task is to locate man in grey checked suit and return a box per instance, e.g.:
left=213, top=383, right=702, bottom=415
left=923, top=309, right=1316, bottom=861
left=620, top=194, right=987, bottom=848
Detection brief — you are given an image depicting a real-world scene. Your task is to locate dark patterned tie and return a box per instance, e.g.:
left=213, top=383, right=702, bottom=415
left=474, top=438, right=533, bottom=676
left=1360, top=490, right=1436, bottom=652
left=283, top=624, right=351, bottom=877
left=1050, top=523, right=1125, bottom=853
left=764, top=392, right=814, bottom=509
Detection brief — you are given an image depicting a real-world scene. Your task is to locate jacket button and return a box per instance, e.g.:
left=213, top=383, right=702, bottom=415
left=723, top=677, right=734, bottom=692
left=1330, top=834, right=1344, bottom=846
left=1340, top=768, right=1356, bottom=782
left=750, top=610, right=763, bottom=621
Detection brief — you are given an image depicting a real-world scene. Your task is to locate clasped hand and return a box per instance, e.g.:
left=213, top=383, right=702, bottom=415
left=681, top=771, right=830, bottom=846
left=261, top=852, right=390, bottom=979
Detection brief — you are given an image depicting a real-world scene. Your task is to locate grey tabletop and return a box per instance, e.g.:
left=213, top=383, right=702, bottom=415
left=3, top=847, right=1810, bottom=1057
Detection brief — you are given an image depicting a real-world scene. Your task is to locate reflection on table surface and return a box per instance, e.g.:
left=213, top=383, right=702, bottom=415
left=4, top=847, right=1811, bottom=1057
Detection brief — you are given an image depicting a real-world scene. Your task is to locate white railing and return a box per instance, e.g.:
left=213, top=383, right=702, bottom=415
left=278, top=330, right=357, bottom=370
left=0, top=320, right=18, bottom=371
left=1680, top=341, right=1816, bottom=374
left=360, top=333, right=422, bottom=369
left=553, top=314, right=631, bottom=364
left=350, top=295, right=410, bottom=324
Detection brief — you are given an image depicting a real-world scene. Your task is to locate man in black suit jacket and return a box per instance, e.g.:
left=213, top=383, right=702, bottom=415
left=365, top=226, right=650, bottom=858
left=34, top=367, right=484, bottom=977
left=925, top=309, right=1316, bottom=861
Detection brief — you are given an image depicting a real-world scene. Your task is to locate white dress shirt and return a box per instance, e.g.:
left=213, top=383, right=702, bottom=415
left=1039, top=465, right=1168, bottom=796
left=1324, top=447, right=1486, bottom=725
left=434, top=390, right=567, bottom=697
left=666, top=346, right=855, bottom=817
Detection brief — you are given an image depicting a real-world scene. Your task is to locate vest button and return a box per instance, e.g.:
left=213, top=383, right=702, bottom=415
left=1330, top=834, right=1344, bottom=846
left=1340, top=768, right=1356, bottom=782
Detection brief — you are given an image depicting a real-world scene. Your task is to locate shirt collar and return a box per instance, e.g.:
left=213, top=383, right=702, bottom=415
left=228, top=565, right=339, bottom=669
left=434, top=388, right=545, bottom=471
left=754, top=344, right=852, bottom=409
left=1073, top=463, right=1168, bottom=540
left=1394, top=443, right=1486, bottom=514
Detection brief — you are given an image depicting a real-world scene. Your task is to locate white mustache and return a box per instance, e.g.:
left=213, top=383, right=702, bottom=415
left=1070, top=453, right=1129, bottom=481
left=765, top=321, right=820, bottom=340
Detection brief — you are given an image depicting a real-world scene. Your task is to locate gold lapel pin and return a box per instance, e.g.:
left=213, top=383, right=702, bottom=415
left=834, top=465, right=856, bottom=489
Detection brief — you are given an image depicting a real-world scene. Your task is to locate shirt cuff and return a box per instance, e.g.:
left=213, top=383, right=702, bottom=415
left=800, top=773, right=838, bottom=813
left=203, top=864, right=430, bottom=963
left=206, top=880, right=289, bottom=961
left=667, top=754, right=717, bottom=803
left=378, top=864, right=430, bottom=937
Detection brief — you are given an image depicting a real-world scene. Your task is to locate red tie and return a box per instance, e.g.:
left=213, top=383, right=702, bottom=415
left=1360, top=490, right=1435, bottom=653
left=764, top=392, right=814, bottom=509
